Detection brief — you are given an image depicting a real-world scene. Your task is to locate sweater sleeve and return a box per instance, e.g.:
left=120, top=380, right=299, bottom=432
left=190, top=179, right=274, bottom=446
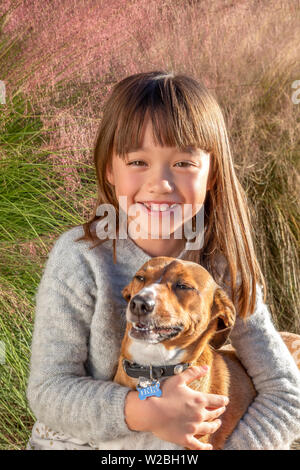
left=26, top=232, right=138, bottom=444
left=223, top=283, right=300, bottom=450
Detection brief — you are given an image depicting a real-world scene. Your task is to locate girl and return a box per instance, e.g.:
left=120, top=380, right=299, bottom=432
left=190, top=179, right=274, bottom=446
left=26, top=71, right=300, bottom=450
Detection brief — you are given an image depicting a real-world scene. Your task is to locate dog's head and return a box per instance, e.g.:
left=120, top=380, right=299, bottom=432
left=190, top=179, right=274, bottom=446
left=122, top=257, right=236, bottom=349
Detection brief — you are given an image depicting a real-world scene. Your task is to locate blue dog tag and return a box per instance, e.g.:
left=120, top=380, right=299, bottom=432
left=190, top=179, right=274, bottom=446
left=136, top=380, right=162, bottom=400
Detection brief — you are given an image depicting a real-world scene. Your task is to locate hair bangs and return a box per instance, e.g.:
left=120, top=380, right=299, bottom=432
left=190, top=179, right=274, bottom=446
left=112, top=74, right=213, bottom=160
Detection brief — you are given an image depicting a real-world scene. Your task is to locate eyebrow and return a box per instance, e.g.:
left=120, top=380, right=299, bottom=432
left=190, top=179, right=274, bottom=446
left=127, top=146, right=198, bottom=154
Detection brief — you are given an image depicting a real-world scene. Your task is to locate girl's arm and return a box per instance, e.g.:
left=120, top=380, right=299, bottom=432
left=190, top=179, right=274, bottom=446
left=26, top=232, right=140, bottom=445
left=223, top=283, right=300, bottom=450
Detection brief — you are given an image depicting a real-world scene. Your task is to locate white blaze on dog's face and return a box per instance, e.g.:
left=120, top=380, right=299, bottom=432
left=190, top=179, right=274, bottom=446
left=122, top=257, right=219, bottom=351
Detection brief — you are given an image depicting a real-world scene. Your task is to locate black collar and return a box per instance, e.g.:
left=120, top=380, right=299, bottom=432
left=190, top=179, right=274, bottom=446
left=123, top=359, right=191, bottom=380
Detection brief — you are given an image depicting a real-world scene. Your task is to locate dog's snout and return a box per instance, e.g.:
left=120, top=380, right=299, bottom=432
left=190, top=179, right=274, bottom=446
left=130, top=294, right=155, bottom=316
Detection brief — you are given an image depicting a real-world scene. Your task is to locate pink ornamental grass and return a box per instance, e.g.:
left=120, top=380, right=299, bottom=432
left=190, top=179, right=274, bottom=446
left=0, top=0, right=170, bottom=97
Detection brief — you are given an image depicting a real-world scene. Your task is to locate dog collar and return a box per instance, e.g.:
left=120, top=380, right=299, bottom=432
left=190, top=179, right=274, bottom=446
left=122, top=359, right=191, bottom=380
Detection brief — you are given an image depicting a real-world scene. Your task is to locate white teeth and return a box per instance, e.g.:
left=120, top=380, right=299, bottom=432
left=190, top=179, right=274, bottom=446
left=142, top=203, right=177, bottom=212
left=133, top=322, right=151, bottom=331
left=153, top=204, right=168, bottom=212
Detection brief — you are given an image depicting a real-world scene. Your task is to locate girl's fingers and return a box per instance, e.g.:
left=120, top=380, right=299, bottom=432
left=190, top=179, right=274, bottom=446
left=195, top=419, right=222, bottom=436
left=205, top=406, right=227, bottom=421
left=185, top=436, right=213, bottom=451
left=177, top=366, right=209, bottom=386
left=201, top=392, right=229, bottom=409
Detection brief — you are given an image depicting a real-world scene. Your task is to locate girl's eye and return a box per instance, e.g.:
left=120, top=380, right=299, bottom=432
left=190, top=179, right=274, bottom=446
left=127, top=160, right=146, bottom=167
left=127, top=161, right=195, bottom=168
left=174, top=161, right=194, bottom=168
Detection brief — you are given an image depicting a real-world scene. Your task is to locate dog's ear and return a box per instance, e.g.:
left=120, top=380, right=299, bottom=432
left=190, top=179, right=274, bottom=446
left=209, top=287, right=236, bottom=349
left=122, top=283, right=132, bottom=302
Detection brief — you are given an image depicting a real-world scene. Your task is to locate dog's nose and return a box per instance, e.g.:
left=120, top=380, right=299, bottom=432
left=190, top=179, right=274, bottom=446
left=130, top=295, right=155, bottom=316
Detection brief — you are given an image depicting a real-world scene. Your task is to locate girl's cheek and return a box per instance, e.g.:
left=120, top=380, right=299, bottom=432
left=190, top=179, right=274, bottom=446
left=194, top=172, right=210, bottom=191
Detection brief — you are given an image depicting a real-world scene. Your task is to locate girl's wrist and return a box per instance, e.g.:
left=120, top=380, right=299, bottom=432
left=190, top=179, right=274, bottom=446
left=124, top=390, right=157, bottom=433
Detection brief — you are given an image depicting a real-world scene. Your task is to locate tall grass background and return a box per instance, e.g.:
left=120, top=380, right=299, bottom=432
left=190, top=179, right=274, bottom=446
left=0, top=0, right=299, bottom=450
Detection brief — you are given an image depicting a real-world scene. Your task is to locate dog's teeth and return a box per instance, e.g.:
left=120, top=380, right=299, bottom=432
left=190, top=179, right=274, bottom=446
left=133, top=322, right=151, bottom=331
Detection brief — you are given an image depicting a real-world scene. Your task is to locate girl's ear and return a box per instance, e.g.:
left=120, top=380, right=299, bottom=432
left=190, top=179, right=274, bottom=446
left=106, top=162, right=114, bottom=186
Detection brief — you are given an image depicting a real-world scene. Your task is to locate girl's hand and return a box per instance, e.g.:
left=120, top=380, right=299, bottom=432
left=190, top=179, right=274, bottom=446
left=145, top=366, right=228, bottom=450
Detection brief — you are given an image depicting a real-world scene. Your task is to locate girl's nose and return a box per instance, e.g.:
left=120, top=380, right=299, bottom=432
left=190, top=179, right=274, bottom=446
left=147, top=169, right=175, bottom=193
left=148, top=179, right=174, bottom=193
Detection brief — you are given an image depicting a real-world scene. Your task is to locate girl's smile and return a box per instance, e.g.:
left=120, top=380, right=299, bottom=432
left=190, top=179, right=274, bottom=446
left=136, top=201, right=180, bottom=216
left=106, top=117, right=212, bottom=257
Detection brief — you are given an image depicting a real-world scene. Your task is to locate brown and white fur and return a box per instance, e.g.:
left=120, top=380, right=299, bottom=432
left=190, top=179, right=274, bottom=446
left=98, top=257, right=300, bottom=450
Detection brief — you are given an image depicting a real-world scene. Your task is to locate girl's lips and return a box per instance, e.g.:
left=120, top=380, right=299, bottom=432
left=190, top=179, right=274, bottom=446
left=136, top=202, right=180, bottom=216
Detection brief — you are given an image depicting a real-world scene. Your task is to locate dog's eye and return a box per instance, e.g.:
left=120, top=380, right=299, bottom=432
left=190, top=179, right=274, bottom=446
left=175, top=283, right=192, bottom=290
left=135, top=275, right=145, bottom=282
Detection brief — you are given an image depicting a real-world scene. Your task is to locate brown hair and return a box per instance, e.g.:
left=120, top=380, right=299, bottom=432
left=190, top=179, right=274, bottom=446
left=75, top=70, right=266, bottom=319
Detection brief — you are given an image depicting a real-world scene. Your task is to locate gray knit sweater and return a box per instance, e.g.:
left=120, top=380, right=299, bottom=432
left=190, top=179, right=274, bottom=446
left=26, top=224, right=300, bottom=450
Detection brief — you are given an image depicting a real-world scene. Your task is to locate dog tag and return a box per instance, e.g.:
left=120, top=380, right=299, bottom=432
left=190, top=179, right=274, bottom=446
left=138, top=376, right=153, bottom=388
left=136, top=379, right=162, bottom=400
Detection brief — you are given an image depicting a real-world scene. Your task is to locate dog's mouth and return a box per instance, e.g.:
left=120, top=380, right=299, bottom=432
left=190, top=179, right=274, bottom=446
left=129, top=321, right=183, bottom=342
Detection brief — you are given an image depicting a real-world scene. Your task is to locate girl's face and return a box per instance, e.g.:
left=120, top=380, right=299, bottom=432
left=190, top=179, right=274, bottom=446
left=106, top=118, right=212, bottom=257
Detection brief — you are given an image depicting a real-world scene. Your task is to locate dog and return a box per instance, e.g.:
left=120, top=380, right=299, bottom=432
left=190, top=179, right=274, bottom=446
left=99, top=257, right=300, bottom=450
